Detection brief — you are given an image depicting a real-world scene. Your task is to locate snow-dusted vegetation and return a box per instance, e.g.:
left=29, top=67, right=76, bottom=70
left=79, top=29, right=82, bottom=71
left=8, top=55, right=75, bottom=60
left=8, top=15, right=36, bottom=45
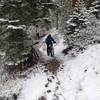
left=18, top=37, right=100, bottom=100
left=64, top=0, right=100, bottom=56
left=0, top=0, right=100, bottom=100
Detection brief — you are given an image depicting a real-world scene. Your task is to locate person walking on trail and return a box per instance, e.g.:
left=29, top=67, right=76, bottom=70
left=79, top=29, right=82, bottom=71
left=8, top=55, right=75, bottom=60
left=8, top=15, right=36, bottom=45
left=45, top=34, right=56, bottom=57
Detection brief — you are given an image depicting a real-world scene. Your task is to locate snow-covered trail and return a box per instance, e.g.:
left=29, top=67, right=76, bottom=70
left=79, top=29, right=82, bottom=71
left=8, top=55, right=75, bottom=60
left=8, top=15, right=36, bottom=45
left=18, top=29, right=67, bottom=100
left=18, top=29, right=100, bottom=100
left=39, top=28, right=66, bottom=58
left=57, top=44, right=100, bottom=100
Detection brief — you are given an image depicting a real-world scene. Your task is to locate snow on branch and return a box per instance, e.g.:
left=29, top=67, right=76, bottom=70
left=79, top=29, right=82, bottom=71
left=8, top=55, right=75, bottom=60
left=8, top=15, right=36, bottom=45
left=0, top=18, right=8, bottom=22
left=8, top=20, right=19, bottom=23
left=92, top=1, right=99, bottom=6
left=7, top=25, right=23, bottom=30
left=0, top=18, right=19, bottom=23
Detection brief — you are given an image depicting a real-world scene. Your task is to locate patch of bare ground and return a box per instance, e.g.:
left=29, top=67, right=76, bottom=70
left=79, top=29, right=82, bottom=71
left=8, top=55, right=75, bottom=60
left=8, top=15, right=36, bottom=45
left=43, top=58, right=64, bottom=74
left=37, top=96, right=47, bottom=100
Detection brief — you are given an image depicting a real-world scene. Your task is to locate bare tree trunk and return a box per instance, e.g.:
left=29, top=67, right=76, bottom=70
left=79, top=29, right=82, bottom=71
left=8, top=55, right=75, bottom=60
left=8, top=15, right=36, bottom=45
left=56, top=12, right=59, bottom=29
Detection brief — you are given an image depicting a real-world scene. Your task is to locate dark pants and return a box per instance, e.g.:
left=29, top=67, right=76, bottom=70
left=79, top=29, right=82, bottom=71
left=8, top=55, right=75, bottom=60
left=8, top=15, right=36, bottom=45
left=46, top=43, right=54, bottom=57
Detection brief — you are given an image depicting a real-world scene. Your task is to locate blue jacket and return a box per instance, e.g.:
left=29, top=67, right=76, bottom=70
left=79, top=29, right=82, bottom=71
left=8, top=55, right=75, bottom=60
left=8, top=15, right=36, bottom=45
left=45, top=34, right=56, bottom=45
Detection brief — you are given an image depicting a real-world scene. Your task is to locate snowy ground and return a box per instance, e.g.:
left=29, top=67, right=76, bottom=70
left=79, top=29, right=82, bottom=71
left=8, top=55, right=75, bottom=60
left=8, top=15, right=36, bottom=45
left=17, top=29, right=100, bottom=100
left=0, top=28, right=100, bottom=100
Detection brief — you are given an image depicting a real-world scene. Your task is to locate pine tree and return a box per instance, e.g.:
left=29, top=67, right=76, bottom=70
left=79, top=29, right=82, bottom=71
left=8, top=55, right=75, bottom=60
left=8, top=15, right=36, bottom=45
left=0, top=0, right=56, bottom=65
left=90, top=0, right=100, bottom=18
left=64, top=0, right=89, bottom=47
left=0, top=0, right=55, bottom=24
left=51, top=0, right=72, bottom=30
left=64, top=0, right=100, bottom=55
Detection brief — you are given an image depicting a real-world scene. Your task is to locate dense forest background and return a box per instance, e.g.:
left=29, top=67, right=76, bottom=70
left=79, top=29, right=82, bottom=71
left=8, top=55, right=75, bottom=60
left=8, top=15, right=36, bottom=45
left=0, top=0, right=98, bottom=63
left=0, top=0, right=72, bottom=65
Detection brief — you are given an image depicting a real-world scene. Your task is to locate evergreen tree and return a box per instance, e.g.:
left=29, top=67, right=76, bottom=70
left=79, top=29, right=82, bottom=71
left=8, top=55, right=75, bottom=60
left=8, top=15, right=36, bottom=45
left=0, top=0, right=55, bottom=24
left=51, top=0, right=72, bottom=30
left=64, top=0, right=89, bottom=47
left=90, top=0, right=100, bottom=18
left=64, top=0, right=100, bottom=55
left=0, top=0, right=56, bottom=65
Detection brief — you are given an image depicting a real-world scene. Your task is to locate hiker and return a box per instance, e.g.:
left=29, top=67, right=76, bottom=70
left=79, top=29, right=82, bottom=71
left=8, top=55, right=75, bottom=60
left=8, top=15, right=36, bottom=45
left=45, top=34, right=56, bottom=56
